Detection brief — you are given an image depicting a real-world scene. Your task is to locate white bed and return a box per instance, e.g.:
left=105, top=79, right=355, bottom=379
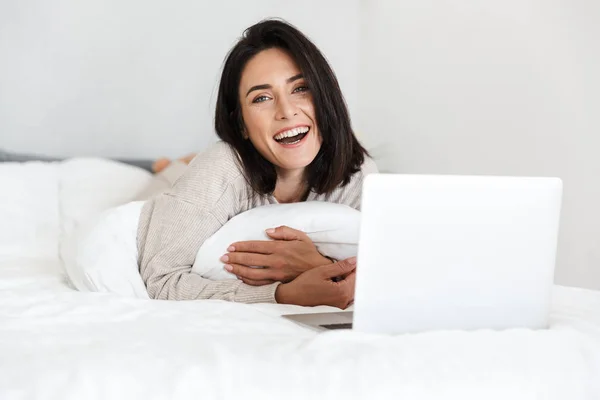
left=1, top=159, right=599, bottom=400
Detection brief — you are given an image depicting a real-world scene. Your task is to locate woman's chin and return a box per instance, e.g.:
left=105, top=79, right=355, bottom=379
left=274, top=148, right=320, bottom=171
left=273, top=152, right=316, bottom=171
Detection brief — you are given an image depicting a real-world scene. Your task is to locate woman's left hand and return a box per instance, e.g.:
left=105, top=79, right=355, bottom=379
left=221, top=226, right=332, bottom=285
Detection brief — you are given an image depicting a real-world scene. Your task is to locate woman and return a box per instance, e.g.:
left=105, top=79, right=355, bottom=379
left=137, top=19, right=377, bottom=309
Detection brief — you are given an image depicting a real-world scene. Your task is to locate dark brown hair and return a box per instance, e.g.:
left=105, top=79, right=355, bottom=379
left=214, top=18, right=368, bottom=195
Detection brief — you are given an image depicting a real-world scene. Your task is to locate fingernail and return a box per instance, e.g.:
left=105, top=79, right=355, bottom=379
left=348, top=257, right=357, bottom=265
left=220, top=255, right=229, bottom=262
left=224, top=265, right=233, bottom=272
left=266, top=228, right=275, bottom=234
left=227, top=246, right=235, bottom=252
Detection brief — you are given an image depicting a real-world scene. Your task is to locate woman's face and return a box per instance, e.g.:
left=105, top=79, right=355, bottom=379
left=238, top=48, right=322, bottom=173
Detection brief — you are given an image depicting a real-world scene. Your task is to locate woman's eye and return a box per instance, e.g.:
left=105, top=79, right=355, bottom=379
left=252, top=95, right=270, bottom=103
left=293, top=86, right=309, bottom=93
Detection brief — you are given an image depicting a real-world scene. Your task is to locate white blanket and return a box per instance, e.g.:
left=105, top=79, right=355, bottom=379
left=1, top=255, right=599, bottom=400
left=1, top=159, right=600, bottom=400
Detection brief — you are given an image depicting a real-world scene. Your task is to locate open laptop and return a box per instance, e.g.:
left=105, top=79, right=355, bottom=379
left=282, top=174, right=563, bottom=334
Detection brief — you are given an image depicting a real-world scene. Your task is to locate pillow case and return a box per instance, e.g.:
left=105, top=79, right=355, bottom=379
left=0, top=162, right=60, bottom=260
left=58, top=158, right=153, bottom=244
left=191, top=202, right=361, bottom=280
left=63, top=201, right=150, bottom=298
left=63, top=201, right=361, bottom=298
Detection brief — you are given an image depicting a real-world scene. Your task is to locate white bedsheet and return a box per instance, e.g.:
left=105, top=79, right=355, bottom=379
left=1, top=159, right=599, bottom=400
left=1, top=255, right=599, bottom=400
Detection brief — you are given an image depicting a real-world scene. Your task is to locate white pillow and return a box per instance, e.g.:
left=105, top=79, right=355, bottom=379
left=63, top=201, right=360, bottom=298
left=191, top=202, right=361, bottom=280
left=63, top=201, right=150, bottom=299
left=0, top=162, right=60, bottom=260
left=58, top=158, right=153, bottom=272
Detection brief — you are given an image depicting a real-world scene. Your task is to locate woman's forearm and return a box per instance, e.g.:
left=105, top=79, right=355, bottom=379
left=143, top=262, right=280, bottom=302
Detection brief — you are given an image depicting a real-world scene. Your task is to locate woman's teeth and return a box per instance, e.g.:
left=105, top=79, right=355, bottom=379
left=274, top=126, right=310, bottom=143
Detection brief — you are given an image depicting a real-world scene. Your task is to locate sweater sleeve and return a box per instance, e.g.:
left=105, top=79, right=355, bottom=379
left=136, top=143, right=280, bottom=302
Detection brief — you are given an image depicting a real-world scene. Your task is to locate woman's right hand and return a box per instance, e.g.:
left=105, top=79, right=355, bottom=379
left=274, top=257, right=357, bottom=309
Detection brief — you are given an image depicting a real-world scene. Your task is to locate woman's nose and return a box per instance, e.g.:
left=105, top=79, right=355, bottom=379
left=275, top=95, right=299, bottom=120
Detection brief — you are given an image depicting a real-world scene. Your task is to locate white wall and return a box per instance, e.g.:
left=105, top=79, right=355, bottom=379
left=358, top=0, right=600, bottom=290
left=0, top=0, right=360, bottom=159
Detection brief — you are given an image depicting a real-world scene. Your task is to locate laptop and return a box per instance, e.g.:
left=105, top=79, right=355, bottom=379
left=282, top=174, right=563, bottom=334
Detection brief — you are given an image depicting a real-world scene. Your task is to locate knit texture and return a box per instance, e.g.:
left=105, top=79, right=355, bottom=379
left=137, top=141, right=377, bottom=302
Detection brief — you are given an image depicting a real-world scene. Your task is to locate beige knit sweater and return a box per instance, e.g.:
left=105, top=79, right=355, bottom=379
left=137, top=141, right=378, bottom=303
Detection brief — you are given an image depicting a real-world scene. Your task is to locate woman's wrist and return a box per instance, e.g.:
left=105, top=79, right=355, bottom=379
left=311, top=253, right=334, bottom=269
left=275, top=283, right=292, bottom=304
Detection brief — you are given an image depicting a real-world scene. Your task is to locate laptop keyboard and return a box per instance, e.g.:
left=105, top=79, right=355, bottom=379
left=320, top=323, right=353, bottom=330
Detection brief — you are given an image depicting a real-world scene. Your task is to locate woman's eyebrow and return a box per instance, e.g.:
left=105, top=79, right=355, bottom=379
left=246, top=84, right=271, bottom=97
left=245, top=74, right=304, bottom=97
left=287, top=73, right=303, bottom=83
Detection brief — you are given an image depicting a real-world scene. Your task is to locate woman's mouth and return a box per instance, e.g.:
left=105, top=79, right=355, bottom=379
left=273, top=126, right=310, bottom=146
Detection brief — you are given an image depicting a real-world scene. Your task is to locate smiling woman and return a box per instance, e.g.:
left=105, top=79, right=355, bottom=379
left=136, top=19, right=378, bottom=307
left=236, top=48, right=323, bottom=201
left=215, top=20, right=368, bottom=199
